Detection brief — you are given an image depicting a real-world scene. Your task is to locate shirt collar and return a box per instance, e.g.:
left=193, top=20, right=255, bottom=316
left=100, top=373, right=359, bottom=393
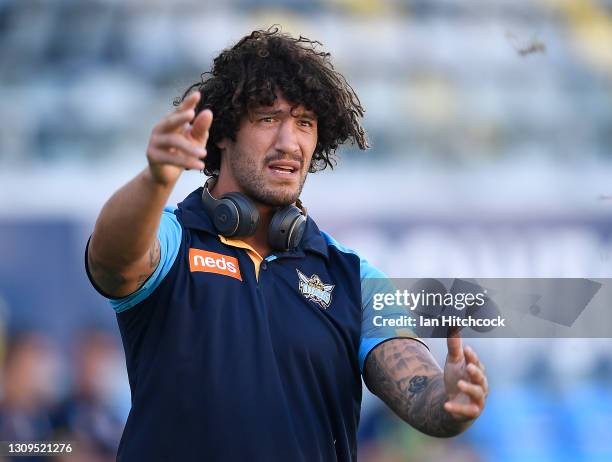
left=175, top=187, right=329, bottom=260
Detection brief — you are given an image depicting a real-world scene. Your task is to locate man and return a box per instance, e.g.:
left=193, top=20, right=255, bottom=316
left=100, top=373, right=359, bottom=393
left=86, top=28, right=488, bottom=461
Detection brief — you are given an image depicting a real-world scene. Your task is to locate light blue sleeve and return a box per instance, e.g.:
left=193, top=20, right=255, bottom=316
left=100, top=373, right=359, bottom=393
left=320, top=231, right=426, bottom=374
left=110, top=207, right=182, bottom=313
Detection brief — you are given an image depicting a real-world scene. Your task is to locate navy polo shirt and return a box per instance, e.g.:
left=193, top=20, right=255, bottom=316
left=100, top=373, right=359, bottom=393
left=86, top=187, right=424, bottom=462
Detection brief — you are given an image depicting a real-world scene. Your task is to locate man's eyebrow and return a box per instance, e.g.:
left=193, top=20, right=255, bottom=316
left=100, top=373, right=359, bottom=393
left=296, top=111, right=317, bottom=120
left=251, top=108, right=317, bottom=119
left=252, top=108, right=282, bottom=115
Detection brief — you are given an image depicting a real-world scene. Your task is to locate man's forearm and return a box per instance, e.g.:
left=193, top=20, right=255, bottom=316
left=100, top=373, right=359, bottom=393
left=88, top=167, right=174, bottom=293
left=91, top=167, right=173, bottom=263
left=363, top=338, right=470, bottom=437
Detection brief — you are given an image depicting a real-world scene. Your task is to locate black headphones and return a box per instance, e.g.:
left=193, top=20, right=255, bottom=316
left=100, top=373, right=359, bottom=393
left=201, top=177, right=306, bottom=251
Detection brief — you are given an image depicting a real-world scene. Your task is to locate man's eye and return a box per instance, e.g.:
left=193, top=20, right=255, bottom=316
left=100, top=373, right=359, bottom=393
left=261, top=117, right=274, bottom=123
left=299, top=120, right=313, bottom=127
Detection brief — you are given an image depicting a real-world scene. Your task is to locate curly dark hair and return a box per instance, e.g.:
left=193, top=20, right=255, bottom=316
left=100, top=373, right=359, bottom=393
left=175, top=26, right=369, bottom=176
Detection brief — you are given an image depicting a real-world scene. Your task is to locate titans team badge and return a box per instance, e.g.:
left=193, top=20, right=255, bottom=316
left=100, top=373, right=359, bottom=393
left=297, top=269, right=335, bottom=309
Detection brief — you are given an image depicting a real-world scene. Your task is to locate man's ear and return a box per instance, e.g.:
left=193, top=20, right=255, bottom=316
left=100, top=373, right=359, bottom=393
left=216, top=138, right=229, bottom=151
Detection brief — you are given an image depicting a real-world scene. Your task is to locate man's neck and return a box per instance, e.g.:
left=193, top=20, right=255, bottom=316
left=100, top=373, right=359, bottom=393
left=241, top=214, right=273, bottom=258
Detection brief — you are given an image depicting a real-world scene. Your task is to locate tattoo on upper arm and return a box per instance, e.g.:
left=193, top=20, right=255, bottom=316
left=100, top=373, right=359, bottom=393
left=87, top=251, right=127, bottom=294
left=364, top=339, right=462, bottom=437
left=135, top=239, right=161, bottom=287
left=136, top=273, right=149, bottom=284
left=88, top=239, right=160, bottom=295
left=149, top=239, right=160, bottom=269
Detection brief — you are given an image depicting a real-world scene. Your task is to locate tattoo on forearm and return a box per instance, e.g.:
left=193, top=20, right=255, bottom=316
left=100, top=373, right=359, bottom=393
left=408, top=376, right=428, bottom=393
left=364, top=339, right=465, bottom=437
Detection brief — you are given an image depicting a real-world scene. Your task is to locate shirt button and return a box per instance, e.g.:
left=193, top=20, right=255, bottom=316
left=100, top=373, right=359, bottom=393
left=261, top=262, right=268, bottom=271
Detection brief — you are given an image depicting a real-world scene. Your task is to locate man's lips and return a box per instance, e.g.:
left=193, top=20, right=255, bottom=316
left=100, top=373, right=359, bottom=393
left=267, top=160, right=301, bottom=174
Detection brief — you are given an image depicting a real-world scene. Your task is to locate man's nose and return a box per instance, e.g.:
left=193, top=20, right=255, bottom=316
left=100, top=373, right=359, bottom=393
left=274, top=119, right=300, bottom=156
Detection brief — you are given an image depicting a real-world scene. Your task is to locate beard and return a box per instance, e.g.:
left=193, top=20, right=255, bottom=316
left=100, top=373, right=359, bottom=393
left=228, top=148, right=308, bottom=207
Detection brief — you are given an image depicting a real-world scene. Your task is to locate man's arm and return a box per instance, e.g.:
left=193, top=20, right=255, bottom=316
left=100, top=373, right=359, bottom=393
left=363, top=335, right=488, bottom=438
left=87, top=92, right=212, bottom=297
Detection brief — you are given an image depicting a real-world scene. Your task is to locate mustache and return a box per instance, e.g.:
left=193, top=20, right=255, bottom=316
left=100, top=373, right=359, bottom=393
left=263, top=152, right=303, bottom=167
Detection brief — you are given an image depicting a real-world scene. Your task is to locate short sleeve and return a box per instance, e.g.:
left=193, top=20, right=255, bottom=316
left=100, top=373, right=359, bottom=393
left=86, top=207, right=182, bottom=313
left=318, top=231, right=427, bottom=375
left=359, top=258, right=428, bottom=373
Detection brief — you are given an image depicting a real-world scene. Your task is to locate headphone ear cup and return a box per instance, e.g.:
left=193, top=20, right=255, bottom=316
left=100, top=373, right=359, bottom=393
left=221, top=193, right=259, bottom=237
left=268, top=205, right=306, bottom=251
left=210, top=198, right=240, bottom=236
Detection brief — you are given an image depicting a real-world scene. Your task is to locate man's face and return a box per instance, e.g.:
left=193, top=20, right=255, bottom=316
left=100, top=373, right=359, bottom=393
left=217, top=94, right=318, bottom=207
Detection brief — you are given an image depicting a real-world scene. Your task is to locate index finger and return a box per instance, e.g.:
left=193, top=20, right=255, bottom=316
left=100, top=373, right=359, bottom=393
left=446, top=327, right=463, bottom=362
left=190, top=109, right=213, bottom=144
left=177, top=91, right=200, bottom=112
left=156, top=109, right=195, bottom=134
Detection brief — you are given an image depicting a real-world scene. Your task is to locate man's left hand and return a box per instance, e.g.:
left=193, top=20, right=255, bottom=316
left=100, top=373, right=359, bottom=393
left=443, top=329, right=488, bottom=421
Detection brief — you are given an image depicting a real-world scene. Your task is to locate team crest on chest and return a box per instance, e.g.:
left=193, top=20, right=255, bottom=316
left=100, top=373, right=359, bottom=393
left=297, top=269, right=335, bottom=309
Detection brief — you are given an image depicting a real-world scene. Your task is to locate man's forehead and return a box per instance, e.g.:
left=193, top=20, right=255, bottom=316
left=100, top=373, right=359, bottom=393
left=251, top=98, right=316, bottom=118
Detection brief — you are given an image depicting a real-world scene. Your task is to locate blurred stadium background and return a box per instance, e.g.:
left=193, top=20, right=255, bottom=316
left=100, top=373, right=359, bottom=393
left=1, top=0, right=612, bottom=460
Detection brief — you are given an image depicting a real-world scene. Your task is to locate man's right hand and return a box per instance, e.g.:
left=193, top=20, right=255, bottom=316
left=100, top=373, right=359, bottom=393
left=146, top=91, right=213, bottom=186
left=88, top=92, right=213, bottom=298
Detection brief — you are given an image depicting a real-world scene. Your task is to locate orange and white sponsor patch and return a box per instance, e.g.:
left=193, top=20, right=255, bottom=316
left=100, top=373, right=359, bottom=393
left=189, top=248, right=242, bottom=281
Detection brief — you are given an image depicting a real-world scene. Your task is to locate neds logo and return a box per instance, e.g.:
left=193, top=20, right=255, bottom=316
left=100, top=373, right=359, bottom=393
left=189, top=248, right=242, bottom=281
